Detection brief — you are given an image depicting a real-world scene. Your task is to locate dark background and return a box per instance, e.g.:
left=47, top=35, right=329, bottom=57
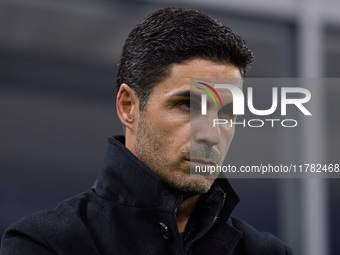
left=0, top=0, right=339, bottom=254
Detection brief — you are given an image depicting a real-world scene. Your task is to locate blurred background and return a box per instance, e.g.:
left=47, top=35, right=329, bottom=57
left=0, top=0, right=339, bottom=254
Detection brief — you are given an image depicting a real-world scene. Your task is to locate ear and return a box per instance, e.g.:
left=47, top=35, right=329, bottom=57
left=116, top=83, right=140, bottom=131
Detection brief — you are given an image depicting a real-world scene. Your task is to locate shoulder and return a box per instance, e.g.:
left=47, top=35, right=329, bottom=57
left=1, top=191, right=98, bottom=254
left=13, top=191, right=92, bottom=234
left=230, top=216, right=293, bottom=255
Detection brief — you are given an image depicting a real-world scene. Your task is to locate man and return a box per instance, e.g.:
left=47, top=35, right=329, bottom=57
left=1, top=7, right=292, bottom=254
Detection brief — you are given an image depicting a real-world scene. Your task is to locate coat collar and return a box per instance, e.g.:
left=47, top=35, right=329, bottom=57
left=95, top=135, right=166, bottom=207
left=94, top=135, right=240, bottom=217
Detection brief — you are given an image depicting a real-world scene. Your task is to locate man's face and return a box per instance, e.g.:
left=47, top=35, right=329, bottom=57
left=135, top=59, right=242, bottom=194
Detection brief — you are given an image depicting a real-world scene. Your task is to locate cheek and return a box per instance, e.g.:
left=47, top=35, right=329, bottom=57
left=220, top=127, right=235, bottom=153
left=151, top=111, right=190, bottom=138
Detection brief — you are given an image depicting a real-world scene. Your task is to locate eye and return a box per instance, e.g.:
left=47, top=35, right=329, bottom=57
left=178, top=99, right=201, bottom=113
left=178, top=100, right=191, bottom=111
left=218, top=106, right=235, bottom=119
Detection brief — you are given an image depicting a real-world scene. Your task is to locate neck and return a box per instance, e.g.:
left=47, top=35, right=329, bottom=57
left=176, top=194, right=200, bottom=233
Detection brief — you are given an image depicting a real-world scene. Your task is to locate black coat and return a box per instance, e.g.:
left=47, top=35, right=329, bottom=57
left=1, top=136, right=293, bottom=255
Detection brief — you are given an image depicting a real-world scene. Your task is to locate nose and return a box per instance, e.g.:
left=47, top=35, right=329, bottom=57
left=192, top=113, right=223, bottom=147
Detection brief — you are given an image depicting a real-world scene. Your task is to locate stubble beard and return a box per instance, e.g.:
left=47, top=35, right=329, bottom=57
left=135, top=113, right=214, bottom=195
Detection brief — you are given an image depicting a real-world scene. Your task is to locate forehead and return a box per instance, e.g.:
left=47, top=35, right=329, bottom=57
left=150, top=59, right=243, bottom=97
left=191, top=78, right=243, bottom=96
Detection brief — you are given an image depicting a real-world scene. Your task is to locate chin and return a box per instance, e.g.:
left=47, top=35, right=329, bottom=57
left=167, top=175, right=214, bottom=195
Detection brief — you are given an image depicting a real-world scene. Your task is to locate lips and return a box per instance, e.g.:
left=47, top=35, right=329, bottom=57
left=182, top=146, right=221, bottom=166
left=186, top=158, right=217, bottom=166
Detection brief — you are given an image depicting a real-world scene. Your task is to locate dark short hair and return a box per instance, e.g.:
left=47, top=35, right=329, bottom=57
left=117, top=7, right=253, bottom=110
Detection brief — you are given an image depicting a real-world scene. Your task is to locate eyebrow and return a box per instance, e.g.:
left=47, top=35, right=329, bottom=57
left=172, top=90, right=201, bottom=101
left=171, top=90, right=235, bottom=110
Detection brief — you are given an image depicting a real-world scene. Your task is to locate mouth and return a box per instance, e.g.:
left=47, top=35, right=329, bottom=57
left=185, top=158, right=217, bottom=166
